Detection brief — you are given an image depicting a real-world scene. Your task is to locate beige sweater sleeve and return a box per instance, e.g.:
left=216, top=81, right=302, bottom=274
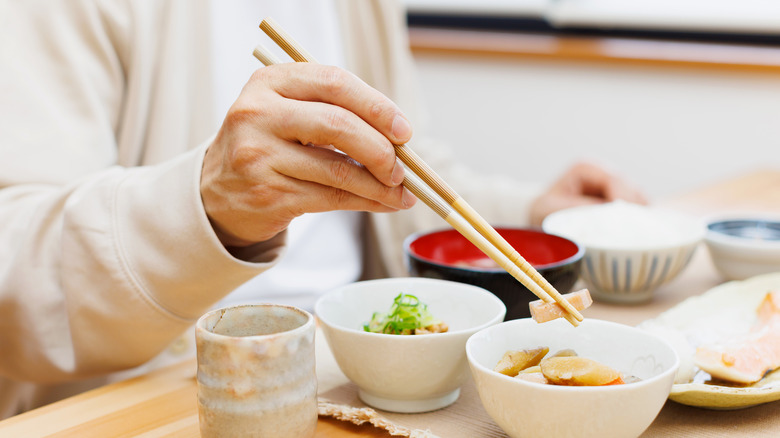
left=0, top=146, right=283, bottom=383
left=0, top=0, right=280, bottom=384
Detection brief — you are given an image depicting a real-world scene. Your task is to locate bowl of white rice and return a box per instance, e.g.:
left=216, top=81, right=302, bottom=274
left=542, top=201, right=705, bottom=303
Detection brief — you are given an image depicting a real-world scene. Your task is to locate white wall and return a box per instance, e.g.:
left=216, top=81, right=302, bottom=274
left=410, top=52, right=780, bottom=200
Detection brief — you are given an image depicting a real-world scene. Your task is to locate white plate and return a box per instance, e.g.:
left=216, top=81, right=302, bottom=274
left=638, top=272, right=780, bottom=409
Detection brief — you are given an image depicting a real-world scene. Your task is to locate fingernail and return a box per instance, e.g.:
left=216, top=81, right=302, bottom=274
left=391, top=159, right=405, bottom=186
left=391, top=115, right=412, bottom=143
left=402, top=187, right=417, bottom=208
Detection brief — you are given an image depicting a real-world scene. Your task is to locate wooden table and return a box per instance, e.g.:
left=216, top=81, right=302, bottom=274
left=2, top=169, right=780, bottom=437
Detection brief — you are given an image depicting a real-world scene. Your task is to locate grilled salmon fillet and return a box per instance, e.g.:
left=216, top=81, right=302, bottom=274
left=694, top=291, right=780, bottom=384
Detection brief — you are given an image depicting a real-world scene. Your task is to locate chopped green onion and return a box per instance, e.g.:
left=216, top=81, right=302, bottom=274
left=363, top=293, right=443, bottom=335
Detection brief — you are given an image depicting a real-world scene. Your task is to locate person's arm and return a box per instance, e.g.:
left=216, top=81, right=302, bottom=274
left=0, top=148, right=284, bottom=383
left=200, top=62, right=416, bottom=247
left=0, top=1, right=282, bottom=383
left=0, top=1, right=416, bottom=384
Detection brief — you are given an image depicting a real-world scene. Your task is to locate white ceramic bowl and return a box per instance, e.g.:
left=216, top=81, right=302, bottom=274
left=315, top=277, right=506, bottom=413
left=704, top=216, right=780, bottom=280
left=466, top=318, right=679, bottom=438
left=542, top=201, right=705, bottom=303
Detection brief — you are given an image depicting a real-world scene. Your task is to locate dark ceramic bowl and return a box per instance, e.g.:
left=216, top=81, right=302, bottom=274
left=404, top=227, right=584, bottom=320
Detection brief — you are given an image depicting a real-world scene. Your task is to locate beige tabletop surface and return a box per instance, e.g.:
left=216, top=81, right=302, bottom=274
left=1, top=169, right=779, bottom=437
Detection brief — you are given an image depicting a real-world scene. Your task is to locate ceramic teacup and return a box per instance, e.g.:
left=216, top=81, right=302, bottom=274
left=196, top=304, right=317, bottom=437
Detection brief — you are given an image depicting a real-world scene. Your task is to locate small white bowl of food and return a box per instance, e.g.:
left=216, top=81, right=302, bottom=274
left=704, top=215, right=780, bottom=281
left=543, top=201, right=705, bottom=303
left=315, top=277, right=505, bottom=413
left=466, top=318, right=679, bottom=438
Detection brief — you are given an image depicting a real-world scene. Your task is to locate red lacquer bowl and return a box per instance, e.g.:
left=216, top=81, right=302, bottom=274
left=404, top=227, right=584, bottom=320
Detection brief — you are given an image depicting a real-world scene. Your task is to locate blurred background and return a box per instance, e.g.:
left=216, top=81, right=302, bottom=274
left=403, top=0, right=780, bottom=200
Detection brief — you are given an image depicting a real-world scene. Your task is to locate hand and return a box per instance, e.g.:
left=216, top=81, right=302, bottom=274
left=529, top=161, right=647, bottom=226
left=201, top=63, right=417, bottom=247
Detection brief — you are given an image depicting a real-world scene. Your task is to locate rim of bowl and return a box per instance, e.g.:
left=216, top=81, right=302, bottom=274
left=465, top=318, right=680, bottom=392
left=704, top=216, right=780, bottom=249
left=403, top=226, right=585, bottom=273
left=542, top=205, right=705, bottom=252
left=315, top=278, right=507, bottom=339
left=196, top=303, right=315, bottom=340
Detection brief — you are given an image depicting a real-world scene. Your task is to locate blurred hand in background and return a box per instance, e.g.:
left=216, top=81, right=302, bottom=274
left=529, top=161, right=648, bottom=226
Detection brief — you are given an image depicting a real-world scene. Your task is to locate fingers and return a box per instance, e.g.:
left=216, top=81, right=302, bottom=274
left=274, top=99, right=407, bottom=186
left=265, top=178, right=406, bottom=217
left=268, top=140, right=417, bottom=211
left=203, top=175, right=403, bottom=246
left=201, top=133, right=416, bottom=244
left=566, top=161, right=647, bottom=204
left=529, top=193, right=604, bottom=227
left=604, top=177, right=648, bottom=205
left=202, top=63, right=419, bottom=246
left=249, top=64, right=412, bottom=187
left=529, top=161, right=648, bottom=226
left=270, top=64, right=412, bottom=142
left=562, top=162, right=612, bottom=199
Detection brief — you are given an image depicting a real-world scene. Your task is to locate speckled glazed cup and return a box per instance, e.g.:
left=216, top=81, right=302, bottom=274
left=196, top=304, right=317, bottom=438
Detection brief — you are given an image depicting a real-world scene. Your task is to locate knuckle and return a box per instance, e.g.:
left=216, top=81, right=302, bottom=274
left=285, top=196, right=306, bottom=218
left=324, top=108, right=350, bottom=132
left=363, top=141, right=395, bottom=169
left=250, top=184, right=297, bottom=219
left=227, top=144, right=262, bottom=173
left=368, top=100, right=392, bottom=122
left=328, top=157, right=356, bottom=189
left=224, top=102, right=265, bottom=129
left=249, top=65, right=276, bottom=84
left=275, top=103, right=296, bottom=132
left=372, top=185, right=394, bottom=206
left=249, top=67, right=266, bottom=84
left=318, top=66, right=351, bottom=97
left=378, top=142, right=396, bottom=163
left=326, top=188, right=352, bottom=209
left=246, top=183, right=273, bottom=205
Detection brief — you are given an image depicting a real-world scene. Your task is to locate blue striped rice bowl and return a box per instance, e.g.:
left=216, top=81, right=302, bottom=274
left=579, top=243, right=700, bottom=303
left=543, top=201, right=705, bottom=303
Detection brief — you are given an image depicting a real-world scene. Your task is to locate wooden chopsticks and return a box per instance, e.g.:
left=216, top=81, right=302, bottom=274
left=254, top=17, right=583, bottom=326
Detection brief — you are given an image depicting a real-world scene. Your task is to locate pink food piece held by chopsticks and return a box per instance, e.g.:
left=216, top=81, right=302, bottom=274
left=529, top=289, right=593, bottom=324
left=694, top=290, right=780, bottom=384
